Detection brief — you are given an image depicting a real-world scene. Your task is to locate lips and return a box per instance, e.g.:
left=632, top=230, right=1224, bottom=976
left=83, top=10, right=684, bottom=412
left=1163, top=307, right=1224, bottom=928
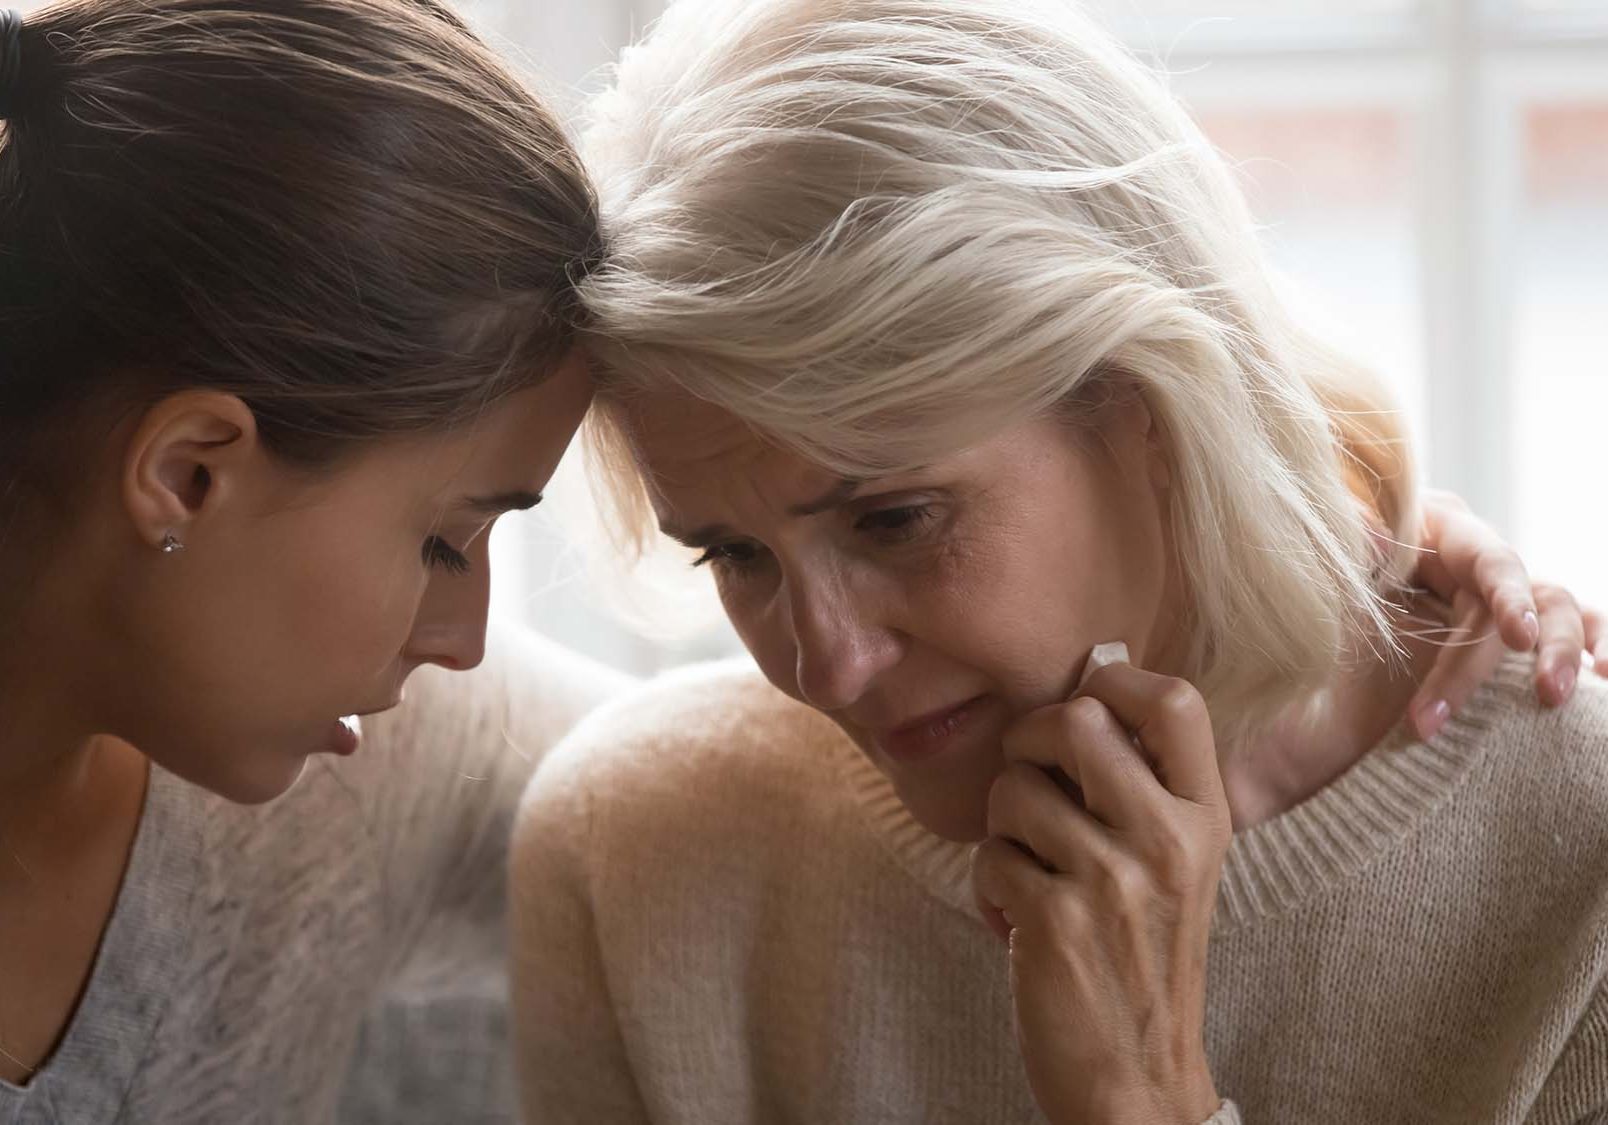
left=873, top=695, right=986, bottom=764
left=324, top=715, right=363, bottom=756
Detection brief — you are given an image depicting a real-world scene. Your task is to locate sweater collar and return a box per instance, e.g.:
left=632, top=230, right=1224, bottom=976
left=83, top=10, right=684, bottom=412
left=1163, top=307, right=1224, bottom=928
left=839, top=655, right=1527, bottom=930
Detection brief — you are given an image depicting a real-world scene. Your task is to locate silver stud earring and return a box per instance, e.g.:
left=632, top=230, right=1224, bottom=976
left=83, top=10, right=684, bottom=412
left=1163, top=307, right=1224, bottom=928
left=160, top=533, right=186, bottom=554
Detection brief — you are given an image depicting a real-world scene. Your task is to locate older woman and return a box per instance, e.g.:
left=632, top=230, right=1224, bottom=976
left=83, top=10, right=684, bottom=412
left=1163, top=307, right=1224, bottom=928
left=510, top=1, right=1608, bottom=1121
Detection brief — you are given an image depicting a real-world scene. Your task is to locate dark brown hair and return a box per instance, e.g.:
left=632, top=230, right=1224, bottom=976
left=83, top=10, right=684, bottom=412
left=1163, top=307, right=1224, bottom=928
left=0, top=0, right=600, bottom=515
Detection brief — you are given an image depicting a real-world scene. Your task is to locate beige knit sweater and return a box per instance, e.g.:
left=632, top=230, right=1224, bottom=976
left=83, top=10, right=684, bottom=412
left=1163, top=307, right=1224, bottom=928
left=510, top=654, right=1608, bottom=1124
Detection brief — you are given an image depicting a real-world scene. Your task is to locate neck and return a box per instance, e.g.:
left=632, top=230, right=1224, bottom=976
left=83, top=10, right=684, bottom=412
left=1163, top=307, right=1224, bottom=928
left=1221, top=597, right=1444, bottom=832
left=0, top=598, right=145, bottom=855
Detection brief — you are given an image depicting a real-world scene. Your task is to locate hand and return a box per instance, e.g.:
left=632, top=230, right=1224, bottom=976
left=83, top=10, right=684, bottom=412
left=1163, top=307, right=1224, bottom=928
left=1406, top=490, right=1604, bottom=738
left=971, top=663, right=1230, bottom=1125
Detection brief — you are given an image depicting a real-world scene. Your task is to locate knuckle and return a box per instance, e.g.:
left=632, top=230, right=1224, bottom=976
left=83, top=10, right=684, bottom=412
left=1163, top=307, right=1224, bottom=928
left=1530, top=581, right=1563, bottom=608
left=1537, top=583, right=1580, bottom=617
left=1150, top=836, right=1196, bottom=892
left=1470, top=550, right=1514, bottom=590
left=1151, top=812, right=1226, bottom=888
left=1041, top=891, right=1088, bottom=941
left=1425, top=488, right=1471, bottom=513
left=1157, top=680, right=1207, bottom=727
left=1102, top=856, right=1152, bottom=908
left=1061, top=695, right=1108, bottom=737
left=1154, top=816, right=1195, bottom=861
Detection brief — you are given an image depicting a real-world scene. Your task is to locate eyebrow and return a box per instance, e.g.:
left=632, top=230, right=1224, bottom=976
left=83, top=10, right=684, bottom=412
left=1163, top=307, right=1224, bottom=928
left=659, top=477, right=863, bottom=547
left=459, top=490, right=545, bottom=516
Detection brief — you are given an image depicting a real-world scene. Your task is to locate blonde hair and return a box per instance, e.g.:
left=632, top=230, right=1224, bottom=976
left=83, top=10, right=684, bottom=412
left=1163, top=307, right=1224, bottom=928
left=579, top=0, right=1418, bottom=749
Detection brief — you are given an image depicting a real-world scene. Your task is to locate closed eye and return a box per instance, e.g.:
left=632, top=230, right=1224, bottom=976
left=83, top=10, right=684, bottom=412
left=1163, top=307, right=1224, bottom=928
left=691, top=540, right=764, bottom=570
left=423, top=535, right=471, bottom=576
left=855, top=504, right=936, bottom=541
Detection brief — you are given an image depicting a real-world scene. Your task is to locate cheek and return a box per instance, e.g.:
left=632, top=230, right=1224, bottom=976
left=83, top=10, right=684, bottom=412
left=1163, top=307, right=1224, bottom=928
left=914, top=525, right=1065, bottom=652
left=908, top=515, right=1125, bottom=702
left=719, top=582, right=800, bottom=696
left=293, top=539, right=426, bottom=658
left=214, top=516, right=427, bottom=686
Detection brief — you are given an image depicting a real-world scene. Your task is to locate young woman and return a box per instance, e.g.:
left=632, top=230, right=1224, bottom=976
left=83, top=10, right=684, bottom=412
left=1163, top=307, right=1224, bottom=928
left=0, top=2, right=630, bottom=1121
left=510, top=1, right=1608, bottom=1121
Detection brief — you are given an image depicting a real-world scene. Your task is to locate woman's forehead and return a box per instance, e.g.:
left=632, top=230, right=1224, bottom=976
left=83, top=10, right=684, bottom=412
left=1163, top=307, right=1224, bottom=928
left=621, top=392, right=769, bottom=472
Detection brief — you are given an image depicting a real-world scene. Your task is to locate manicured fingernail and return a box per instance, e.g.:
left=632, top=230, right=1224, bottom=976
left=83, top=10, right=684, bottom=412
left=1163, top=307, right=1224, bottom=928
left=1416, top=699, right=1450, bottom=739
left=1521, top=610, right=1540, bottom=648
left=1553, top=664, right=1577, bottom=704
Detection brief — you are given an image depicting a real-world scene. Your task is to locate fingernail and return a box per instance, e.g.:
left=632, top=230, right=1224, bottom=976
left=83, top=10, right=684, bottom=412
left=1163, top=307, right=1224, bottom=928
left=1521, top=610, right=1540, bottom=648
left=1553, top=664, right=1577, bottom=705
left=1416, top=699, right=1450, bottom=740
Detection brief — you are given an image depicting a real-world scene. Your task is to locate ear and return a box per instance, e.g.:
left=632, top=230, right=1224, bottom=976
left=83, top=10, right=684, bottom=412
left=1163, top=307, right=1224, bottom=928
left=121, top=391, right=261, bottom=550
left=1096, top=384, right=1170, bottom=492
left=1133, top=392, right=1171, bottom=492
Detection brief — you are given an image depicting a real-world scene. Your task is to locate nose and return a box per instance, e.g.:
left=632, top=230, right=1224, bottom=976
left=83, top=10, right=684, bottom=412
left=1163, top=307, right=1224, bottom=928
left=405, top=542, right=492, bottom=673
left=786, top=568, right=900, bottom=713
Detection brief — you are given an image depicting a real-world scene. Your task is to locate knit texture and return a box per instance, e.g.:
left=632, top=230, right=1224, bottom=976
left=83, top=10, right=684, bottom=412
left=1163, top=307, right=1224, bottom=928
left=0, top=624, right=627, bottom=1125
left=512, top=654, right=1608, bottom=1124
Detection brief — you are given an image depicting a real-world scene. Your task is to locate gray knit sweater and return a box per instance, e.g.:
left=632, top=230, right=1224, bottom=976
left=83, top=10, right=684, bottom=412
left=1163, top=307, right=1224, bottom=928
left=511, top=653, right=1608, bottom=1123
left=0, top=624, right=627, bottom=1125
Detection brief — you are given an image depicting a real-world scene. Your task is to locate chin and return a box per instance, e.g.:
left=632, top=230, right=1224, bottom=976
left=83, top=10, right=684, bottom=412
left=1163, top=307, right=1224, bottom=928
left=231, top=756, right=311, bottom=805
left=165, top=751, right=311, bottom=806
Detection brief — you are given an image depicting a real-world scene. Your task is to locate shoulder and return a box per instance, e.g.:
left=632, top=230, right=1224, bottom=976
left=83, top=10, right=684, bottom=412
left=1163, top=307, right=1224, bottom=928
left=1443, top=657, right=1608, bottom=924
left=542, top=657, right=844, bottom=784
left=515, top=658, right=853, bottom=853
left=1466, top=658, right=1608, bottom=824
left=353, top=621, right=635, bottom=790
left=294, top=624, right=635, bottom=913
left=378, top=622, right=634, bottom=757
left=571, top=657, right=832, bottom=756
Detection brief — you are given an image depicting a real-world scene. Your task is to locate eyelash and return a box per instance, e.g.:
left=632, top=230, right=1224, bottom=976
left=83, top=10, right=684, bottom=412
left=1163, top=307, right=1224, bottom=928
left=423, top=535, right=471, bottom=576
left=857, top=504, right=935, bottom=539
left=690, top=504, right=938, bottom=570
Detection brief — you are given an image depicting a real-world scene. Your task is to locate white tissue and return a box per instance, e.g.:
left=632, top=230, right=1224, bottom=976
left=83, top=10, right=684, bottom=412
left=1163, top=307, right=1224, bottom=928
left=1077, top=640, right=1130, bottom=689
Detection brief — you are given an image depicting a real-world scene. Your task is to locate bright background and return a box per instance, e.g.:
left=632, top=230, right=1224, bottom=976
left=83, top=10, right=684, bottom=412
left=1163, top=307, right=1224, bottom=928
left=469, top=0, right=1608, bottom=675
left=22, top=0, right=1603, bottom=673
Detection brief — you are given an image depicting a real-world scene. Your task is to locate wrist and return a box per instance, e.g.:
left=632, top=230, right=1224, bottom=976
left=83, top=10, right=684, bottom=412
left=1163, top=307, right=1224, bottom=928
left=1076, top=1068, right=1219, bottom=1125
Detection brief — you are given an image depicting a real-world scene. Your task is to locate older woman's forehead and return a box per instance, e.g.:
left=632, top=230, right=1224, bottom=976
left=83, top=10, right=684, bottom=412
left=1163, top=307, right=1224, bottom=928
left=620, top=394, right=841, bottom=521
left=622, top=391, right=756, bottom=467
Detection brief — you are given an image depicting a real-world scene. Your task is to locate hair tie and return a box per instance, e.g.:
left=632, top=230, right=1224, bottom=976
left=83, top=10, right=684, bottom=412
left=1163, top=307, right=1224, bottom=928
left=0, top=9, right=23, bottom=121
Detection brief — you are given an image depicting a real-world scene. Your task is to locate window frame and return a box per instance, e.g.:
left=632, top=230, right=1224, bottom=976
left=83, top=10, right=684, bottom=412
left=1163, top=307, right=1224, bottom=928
left=1116, top=0, right=1608, bottom=534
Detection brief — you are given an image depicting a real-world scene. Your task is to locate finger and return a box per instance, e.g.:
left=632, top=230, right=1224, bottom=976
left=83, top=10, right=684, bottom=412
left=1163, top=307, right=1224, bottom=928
left=986, top=761, right=1126, bottom=878
left=1421, top=487, right=1472, bottom=516
left=1000, top=704, right=1087, bottom=791
left=1587, top=606, right=1608, bottom=678
left=1077, top=663, right=1224, bottom=808
left=1534, top=584, right=1584, bottom=706
left=1000, top=697, right=1170, bottom=830
left=1406, top=590, right=1502, bottom=739
left=1414, top=496, right=1538, bottom=651
left=970, top=835, right=1051, bottom=943
left=1406, top=490, right=1468, bottom=600
left=1406, top=491, right=1471, bottom=599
